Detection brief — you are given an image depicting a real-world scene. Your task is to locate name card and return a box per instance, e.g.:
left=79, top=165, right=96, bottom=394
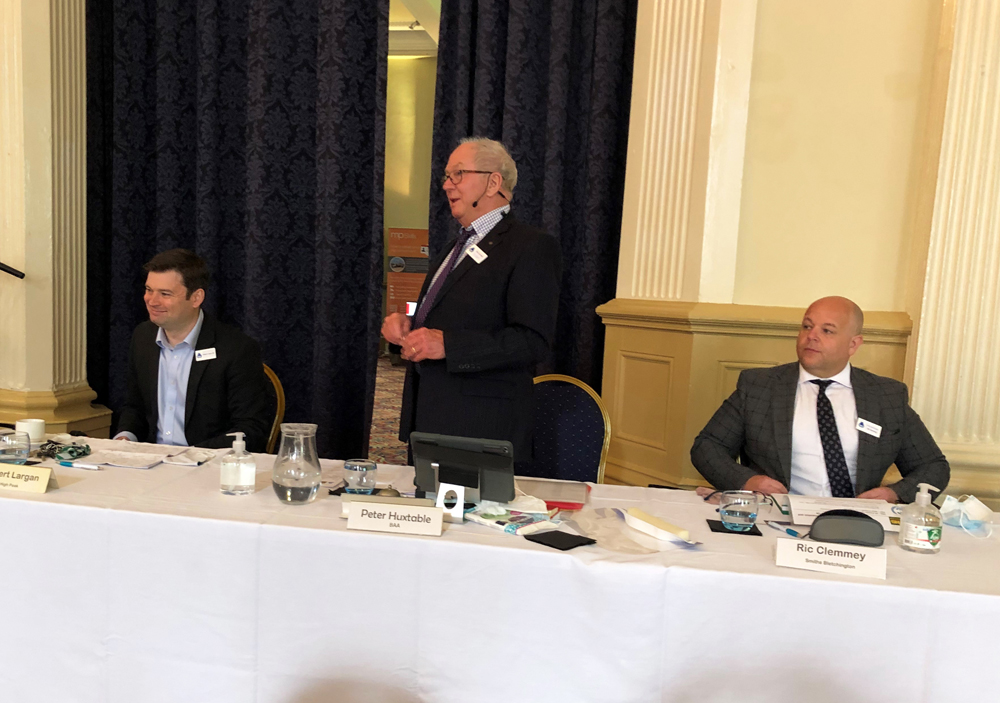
left=775, top=538, right=886, bottom=580
left=347, top=501, right=444, bottom=536
left=340, top=494, right=435, bottom=518
left=0, top=465, right=54, bottom=494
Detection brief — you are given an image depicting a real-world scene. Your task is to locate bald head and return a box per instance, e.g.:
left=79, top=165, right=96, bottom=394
left=796, top=297, right=865, bottom=378
left=808, top=296, right=864, bottom=335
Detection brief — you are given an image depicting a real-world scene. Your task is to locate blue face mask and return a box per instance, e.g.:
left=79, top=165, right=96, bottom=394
left=941, top=495, right=993, bottom=538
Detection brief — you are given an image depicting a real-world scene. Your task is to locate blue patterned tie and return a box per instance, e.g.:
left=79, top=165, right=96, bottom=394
left=412, top=227, right=474, bottom=329
left=811, top=380, right=854, bottom=498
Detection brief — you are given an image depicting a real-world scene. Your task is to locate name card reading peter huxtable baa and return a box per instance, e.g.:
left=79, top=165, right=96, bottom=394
left=347, top=502, right=444, bottom=536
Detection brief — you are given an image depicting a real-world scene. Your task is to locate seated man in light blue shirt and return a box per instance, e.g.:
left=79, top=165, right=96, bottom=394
left=115, top=249, right=271, bottom=451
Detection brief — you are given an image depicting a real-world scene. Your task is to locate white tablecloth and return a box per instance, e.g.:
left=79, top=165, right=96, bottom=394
left=1, top=439, right=998, bottom=703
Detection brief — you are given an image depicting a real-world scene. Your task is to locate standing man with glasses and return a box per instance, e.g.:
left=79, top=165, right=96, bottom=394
left=381, top=137, right=561, bottom=466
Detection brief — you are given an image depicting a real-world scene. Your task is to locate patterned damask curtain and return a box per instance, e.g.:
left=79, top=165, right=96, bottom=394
left=86, top=0, right=388, bottom=457
left=430, top=0, right=638, bottom=391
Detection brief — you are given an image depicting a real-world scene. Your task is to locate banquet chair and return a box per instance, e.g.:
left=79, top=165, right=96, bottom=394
left=263, top=364, right=286, bottom=454
left=530, top=374, right=611, bottom=483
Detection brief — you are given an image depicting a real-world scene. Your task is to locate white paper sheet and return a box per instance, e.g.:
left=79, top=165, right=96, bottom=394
left=85, top=449, right=169, bottom=469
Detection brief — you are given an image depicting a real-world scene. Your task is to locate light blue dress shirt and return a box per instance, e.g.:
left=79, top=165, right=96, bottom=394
left=114, top=310, right=204, bottom=445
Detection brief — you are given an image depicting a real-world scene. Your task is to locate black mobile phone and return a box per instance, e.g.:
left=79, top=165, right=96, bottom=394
left=524, top=531, right=596, bottom=551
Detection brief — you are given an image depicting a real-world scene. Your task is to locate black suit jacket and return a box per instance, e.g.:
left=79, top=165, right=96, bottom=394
left=117, top=312, right=271, bottom=452
left=690, top=363, right=950, bottom=503
left=398, top=214, right=562, bottom=461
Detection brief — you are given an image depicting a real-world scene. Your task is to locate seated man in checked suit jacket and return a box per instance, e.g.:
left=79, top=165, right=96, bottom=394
left=691, top=296, right=949, bottom=503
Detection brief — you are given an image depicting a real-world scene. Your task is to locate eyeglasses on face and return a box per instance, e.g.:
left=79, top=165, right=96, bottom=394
left=440, top=169, right=493, bottom=187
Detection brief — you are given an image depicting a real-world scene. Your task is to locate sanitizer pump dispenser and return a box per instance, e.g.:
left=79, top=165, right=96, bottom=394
left=220, top=432, right=256, bottom=495
left=898, top=483, right=942, bottom=553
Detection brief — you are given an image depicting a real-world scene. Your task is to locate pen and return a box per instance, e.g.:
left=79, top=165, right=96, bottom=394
left=766, top=521, right=805, bottom=538
left=58, top=461, right=102, bottom=471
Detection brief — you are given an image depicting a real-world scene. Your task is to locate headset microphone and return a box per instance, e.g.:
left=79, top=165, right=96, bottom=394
left=471, top=177, right=508, bottom=209
left=471, top=184, right=490, bottom=209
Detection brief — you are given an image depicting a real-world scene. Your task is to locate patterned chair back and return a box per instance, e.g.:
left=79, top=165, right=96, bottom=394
left=531, top=374, right=610, bottom=483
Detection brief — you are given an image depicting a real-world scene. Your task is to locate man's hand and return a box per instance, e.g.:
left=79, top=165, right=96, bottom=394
left=401, top=328, right=445, bottom=362
left=381, top=312, right=411, bottom=346
left=743, top=474, right=788, bottom=495
left=857, top=486, right=899, bottom=502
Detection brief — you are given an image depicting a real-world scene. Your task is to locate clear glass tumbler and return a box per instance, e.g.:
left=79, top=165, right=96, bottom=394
left=0, top=429, right=30, bottom=465
left=719, top=490, right=759, bottom=532
left=343, top=458, right=377, bottom=494
left=271, top=423, right=322, bottom=504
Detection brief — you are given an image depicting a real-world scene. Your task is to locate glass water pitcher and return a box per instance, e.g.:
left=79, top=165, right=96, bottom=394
left=271, top=423, right=322, bottom=504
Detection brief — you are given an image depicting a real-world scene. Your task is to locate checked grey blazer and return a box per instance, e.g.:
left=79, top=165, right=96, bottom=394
left=690, top=363, right=950, bottom=503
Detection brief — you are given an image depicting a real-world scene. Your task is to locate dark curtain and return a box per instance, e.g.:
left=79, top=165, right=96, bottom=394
left=86, top=0, right=388, bottom=458
left=430, top=0, right=637, bottom=391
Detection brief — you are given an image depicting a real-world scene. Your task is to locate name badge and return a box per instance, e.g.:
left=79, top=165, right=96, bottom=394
left=467, top=245, right=488, bottom=264
left=0, top=465, right=55, bottom=494
left=856, top=418, right=882, bottom=438
left=196, top=348, right=217, bottom=362
left=775, top=538, right=886, bottom=580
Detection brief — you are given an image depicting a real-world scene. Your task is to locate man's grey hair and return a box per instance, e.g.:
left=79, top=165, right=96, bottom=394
left=459, top=137, right=518, bottom=194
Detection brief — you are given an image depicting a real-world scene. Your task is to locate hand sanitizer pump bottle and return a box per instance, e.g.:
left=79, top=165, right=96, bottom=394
left=898, top=483, right=942, bottom=553
left=220, top=431, right=256, bottom=495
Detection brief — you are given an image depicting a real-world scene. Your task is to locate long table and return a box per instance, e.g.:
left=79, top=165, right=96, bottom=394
left=1, top=439, right=998, bottom=702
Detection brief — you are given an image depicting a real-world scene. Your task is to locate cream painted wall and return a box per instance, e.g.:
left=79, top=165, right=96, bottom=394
left=384, top=56, right=437, bottom=230
left=734, top=0, right=941, bottom=312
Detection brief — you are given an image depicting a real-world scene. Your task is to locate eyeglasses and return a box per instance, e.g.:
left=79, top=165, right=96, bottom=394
left=440, top=169, right=493, bottom=187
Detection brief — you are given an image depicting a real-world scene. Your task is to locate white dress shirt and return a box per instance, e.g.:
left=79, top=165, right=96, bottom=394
left=790, top=363, right=859, bottom=496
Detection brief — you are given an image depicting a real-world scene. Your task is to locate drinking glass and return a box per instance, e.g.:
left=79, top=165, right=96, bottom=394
left=271, top=423, right=322, bottom=504
left=343, top=458, right=377, bottom=494
left=0, top=430, right=31, bottom=465
left=719, top=490, right=759, bottom=532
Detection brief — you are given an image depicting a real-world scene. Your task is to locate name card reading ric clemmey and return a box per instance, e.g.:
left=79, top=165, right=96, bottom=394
left=347, top=502, right=444, bottom=536
left=775, top=538, right=887, bottom=580
left=0, top=465, right=55, bottom=494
